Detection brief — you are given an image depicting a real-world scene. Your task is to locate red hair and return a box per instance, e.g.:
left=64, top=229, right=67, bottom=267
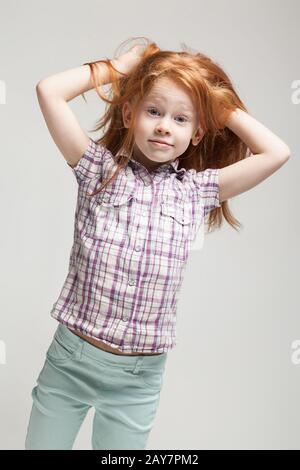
left=81, top=36, right=250, bottom=233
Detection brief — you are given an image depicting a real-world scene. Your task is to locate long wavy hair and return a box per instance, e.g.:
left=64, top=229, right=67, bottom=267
left=81, top=36, right=250, bottom=233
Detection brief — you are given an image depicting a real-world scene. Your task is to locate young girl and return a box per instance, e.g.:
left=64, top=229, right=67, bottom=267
left=25, top=37, right=291, bottom=450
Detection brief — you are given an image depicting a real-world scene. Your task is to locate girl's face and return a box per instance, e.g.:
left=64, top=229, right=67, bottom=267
left=122, top=77, right=204, bottom=172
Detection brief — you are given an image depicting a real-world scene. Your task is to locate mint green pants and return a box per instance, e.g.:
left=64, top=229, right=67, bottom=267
left=25, top=323, right=168, bottom=450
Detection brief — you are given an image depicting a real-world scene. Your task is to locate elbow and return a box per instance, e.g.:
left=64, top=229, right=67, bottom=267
left=280, top=142, right=292, bottom=160
left=36, top=80, right=46, bottom=92
left=278, top=138, right=291, bottom=156
left=36, top=81, right=44, bottom=95
left=274, top=145, right=291, bottom=162
left=276, top=148, right=291, bottom=169
left=281, top=147, right=291, bottom=162
left=286, top=147, right=292, bottom=159
left=36, top=79, right=51, bottom=94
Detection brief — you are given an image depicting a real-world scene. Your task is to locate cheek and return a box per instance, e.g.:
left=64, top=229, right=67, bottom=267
left=139, top=120, right=152, bottom=136
left=178, top=137, right=193, bottom=153
left=134, top=119, right=146, bottom=137
left=178, top=130, right=192, bottom=143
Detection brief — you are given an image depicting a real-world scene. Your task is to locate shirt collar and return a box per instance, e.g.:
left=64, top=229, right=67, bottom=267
left=128, top=156, right=186, bottom=176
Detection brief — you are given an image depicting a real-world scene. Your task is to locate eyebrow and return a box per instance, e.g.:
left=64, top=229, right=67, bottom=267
left=145, top=95, right=194, bottom=113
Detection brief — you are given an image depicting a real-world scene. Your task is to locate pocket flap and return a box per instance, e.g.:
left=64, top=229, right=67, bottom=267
left=97, top=190, right=134, bottom=207
left=161, top=202, right=192, bottom=225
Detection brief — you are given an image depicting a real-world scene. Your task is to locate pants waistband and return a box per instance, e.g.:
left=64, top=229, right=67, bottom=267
left=54, top=322, right=168, bottom=370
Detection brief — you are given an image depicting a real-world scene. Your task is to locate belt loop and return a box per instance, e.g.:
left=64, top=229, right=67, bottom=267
left=75, top=340, right=84, bottom=361
left=132, top=356, right=144, bottom=374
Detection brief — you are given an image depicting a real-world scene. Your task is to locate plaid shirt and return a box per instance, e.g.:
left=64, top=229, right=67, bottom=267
left=50, top=138, right=221, bottom=353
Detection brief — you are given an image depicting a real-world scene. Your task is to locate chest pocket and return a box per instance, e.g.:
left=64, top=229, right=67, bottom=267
left=157, top=200, right=193, bottom=261
left=83, top=189, right=135, bottom=245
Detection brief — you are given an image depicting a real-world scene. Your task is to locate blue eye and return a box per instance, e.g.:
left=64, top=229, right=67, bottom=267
left=176, top=116, right=188, bottom=123
left=148, top=107, right=159, bottom=116
left=147, top=107, right=188, bottom=123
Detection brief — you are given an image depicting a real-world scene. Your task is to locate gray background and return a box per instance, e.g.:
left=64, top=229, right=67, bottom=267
left=0, top=0, right=299, bottom=450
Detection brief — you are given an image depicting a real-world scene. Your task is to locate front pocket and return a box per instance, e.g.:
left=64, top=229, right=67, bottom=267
left=139, top=368, right=164, bottom=391
left=46, top=336, right=78, bottom=364
left=157, top=201, right=193, bottom=261
left=84, top=190, right=135, bottom=244
left=159, top=201, right=192, bottom=240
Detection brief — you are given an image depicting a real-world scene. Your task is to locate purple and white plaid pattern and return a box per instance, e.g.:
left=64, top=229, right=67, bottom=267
left=50, top=138, right=221, bottom=353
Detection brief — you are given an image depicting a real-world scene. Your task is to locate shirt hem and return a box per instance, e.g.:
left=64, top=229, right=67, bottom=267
left=50, top=310, right=176, bottom=354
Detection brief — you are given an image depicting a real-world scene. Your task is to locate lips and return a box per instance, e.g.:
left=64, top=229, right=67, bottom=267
left=149, top=140, right=173, bottom=146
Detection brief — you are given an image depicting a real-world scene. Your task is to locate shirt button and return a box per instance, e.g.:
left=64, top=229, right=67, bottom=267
left=129, top=279, right=136, bottom=286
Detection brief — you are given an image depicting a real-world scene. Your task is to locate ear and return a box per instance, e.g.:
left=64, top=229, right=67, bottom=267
left=122, top=101, right=133, bottom=129
left=191, top=125, right=205, bottom=146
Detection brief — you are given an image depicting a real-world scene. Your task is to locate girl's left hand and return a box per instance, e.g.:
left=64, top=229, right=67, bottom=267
left=112, top=45, right=145, bottom=76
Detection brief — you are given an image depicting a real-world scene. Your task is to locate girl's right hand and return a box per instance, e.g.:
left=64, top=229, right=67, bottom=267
left=111, top=44, right=145, bottom=76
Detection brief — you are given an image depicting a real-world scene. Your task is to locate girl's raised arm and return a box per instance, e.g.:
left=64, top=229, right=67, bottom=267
left=36, top=45, right=144, bottom=168
left=218, top=109, right=291, bottom=203
left=36, top=62, right=115, bottom=168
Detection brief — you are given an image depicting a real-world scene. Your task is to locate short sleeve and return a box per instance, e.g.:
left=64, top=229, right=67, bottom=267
left=67, top=138, right=116, bottom=185
left=192, top=168, right=221, bottom=217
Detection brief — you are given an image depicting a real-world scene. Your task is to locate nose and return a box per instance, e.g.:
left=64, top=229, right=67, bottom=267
left=155, top=119, right=171, bottom=135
